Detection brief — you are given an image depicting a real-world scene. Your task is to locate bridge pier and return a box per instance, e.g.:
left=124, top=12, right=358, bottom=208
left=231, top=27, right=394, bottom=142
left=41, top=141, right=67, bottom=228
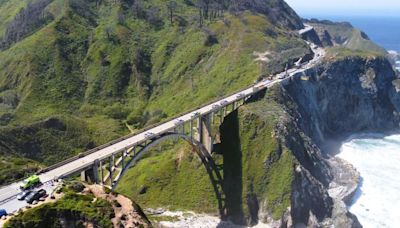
left=190, top=120, right=193, bottom=139
left=81, top=160, right=100, bottom=184
left=109, top=156, right=113, bottom=183
left=100, top=160, right=104, bottom=185
left=196, top=114, right=213, bottom=154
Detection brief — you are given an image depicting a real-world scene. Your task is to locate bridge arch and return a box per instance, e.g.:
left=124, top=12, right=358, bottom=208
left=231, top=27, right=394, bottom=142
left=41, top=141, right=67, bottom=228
left=112, top=132, right=227, bottom=218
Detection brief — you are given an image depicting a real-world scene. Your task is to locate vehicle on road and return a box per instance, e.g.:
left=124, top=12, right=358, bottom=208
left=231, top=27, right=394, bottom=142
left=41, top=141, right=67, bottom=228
left=17, top=190, right=32, bottom=200
left=262, top=78, right=271, bottom=84
left=25, top=189, right=47, bottom=204
left=144, top=132, right=155, bottom=139
left=277, top=73, right=286, bottom=79
left=174, top=119, right=184, bottom=126
left=252, top=83, right=265, bottom=91
left=220, top=100, right=228, bottom=106
left=211, top=104, right=220, bottom=110
left=20, top=175, right=41, bottom=190
left=191, top=112, right=201, bottom=118
left=0, top=209, right=7, bottom=217
left=236, top=93, right=245, bottom=99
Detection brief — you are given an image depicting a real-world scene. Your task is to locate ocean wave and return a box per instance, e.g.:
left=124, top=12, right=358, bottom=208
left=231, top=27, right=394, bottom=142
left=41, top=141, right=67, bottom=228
left=337, top=134, right=400, bottom=228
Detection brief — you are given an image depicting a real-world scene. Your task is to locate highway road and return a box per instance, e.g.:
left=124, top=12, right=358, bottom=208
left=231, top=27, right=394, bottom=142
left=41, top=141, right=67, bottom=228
left=0, top=181, right=57, bottom=216
left=0, top=26, right=325, bottom=215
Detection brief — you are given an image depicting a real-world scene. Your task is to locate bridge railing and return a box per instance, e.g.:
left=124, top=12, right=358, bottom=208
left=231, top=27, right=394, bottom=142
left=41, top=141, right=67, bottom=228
left=35, top=82, right=263, bottom=178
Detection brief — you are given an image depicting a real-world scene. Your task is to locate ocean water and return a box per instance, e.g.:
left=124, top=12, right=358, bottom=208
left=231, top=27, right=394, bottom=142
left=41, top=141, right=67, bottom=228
left=338, top=135, right=400, bottom=228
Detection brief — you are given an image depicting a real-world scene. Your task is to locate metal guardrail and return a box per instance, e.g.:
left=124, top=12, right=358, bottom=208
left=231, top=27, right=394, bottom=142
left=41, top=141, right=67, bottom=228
left=34, top=83, right=260, bottom=177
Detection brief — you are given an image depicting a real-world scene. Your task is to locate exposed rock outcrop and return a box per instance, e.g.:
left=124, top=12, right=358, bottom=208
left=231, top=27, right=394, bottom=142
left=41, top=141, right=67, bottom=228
left=285, top=56, right=399, bottom=149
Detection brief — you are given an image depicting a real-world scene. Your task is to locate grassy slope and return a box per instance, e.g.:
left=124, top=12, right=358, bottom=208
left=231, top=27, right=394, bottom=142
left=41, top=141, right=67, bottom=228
left=0, top=153, right=41, bottom=185
left=116, top=142, right=220, bottom=214
left=117, top=88, right=295, bottom=220
left=0, top=0, right=308, bottom=182
left=235, top=95, right=294, bottom=220
left=325, top=46, right=384, bottom=60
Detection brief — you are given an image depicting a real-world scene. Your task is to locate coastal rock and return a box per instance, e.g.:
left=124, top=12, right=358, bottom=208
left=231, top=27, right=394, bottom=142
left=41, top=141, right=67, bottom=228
left=238, top=55, right=398, bottom=227
left=284, top=56, right=399, bottom=148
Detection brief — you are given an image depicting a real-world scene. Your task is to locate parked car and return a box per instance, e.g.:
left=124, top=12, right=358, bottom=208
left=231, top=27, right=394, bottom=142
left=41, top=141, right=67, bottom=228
left=0, top=209, right=7, bottom=217
left=17, top=190, right=32, bottom=200
left=20, top=175, right=41, bottom=190
left=25, top=189, right=47, bottom=204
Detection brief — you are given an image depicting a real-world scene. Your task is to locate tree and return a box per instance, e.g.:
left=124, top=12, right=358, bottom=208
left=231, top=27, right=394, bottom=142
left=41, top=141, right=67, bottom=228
left=166, top=1, right=177, bottom=24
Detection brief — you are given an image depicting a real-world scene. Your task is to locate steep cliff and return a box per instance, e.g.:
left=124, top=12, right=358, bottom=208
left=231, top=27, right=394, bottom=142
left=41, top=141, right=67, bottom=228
left=285, top=53, right=399, bottom=149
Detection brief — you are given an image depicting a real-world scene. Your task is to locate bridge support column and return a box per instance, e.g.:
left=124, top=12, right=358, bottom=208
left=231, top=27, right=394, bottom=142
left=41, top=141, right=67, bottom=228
left=121, top=151, right=125, bottom=169
left=190, top=120, right=193, bottom=139
left=100, top=161, right=104, bottom=185
left=132, top=145, right=137, bottom=157
left=196, top=114, right=213, bottom=154
left=112, top=153, right=116, bottom=168
left=109, top=157, right=113, bottom=184
left=81, top=160, right=100, bottom=184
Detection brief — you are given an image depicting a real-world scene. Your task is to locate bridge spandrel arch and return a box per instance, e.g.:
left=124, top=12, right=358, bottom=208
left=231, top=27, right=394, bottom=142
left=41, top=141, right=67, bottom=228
left=111, top=132, right=226, bottom=218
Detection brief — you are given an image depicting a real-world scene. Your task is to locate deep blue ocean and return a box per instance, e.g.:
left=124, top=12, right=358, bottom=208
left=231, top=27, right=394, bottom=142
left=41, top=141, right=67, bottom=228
left=302, top=15, right=400, bottom=52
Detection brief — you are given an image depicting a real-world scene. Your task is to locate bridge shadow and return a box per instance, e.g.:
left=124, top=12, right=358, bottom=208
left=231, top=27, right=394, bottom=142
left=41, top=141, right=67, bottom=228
left=190, top=140, right=227, bottom=219
left=216, top=110, right=245, bottom=225
left=179, top=109, right=246, bottom=224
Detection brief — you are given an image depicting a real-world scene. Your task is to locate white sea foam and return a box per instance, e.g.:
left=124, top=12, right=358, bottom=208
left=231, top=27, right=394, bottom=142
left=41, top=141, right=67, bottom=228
left=337, top=134, right=400, bottom=228
left=153, top=210, right=271, bottom=228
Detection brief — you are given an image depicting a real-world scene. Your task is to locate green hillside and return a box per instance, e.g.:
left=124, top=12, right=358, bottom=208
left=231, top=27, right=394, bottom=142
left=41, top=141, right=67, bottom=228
left=0, top=0, right=309, bottom=183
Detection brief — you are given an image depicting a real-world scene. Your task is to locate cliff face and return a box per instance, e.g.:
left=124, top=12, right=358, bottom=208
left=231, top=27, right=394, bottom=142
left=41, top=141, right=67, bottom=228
left=285, top=56, right=399, bottom=149
left=280, top=54, right=400, bottom=226
left=216, top=54, right=398, bottom=227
